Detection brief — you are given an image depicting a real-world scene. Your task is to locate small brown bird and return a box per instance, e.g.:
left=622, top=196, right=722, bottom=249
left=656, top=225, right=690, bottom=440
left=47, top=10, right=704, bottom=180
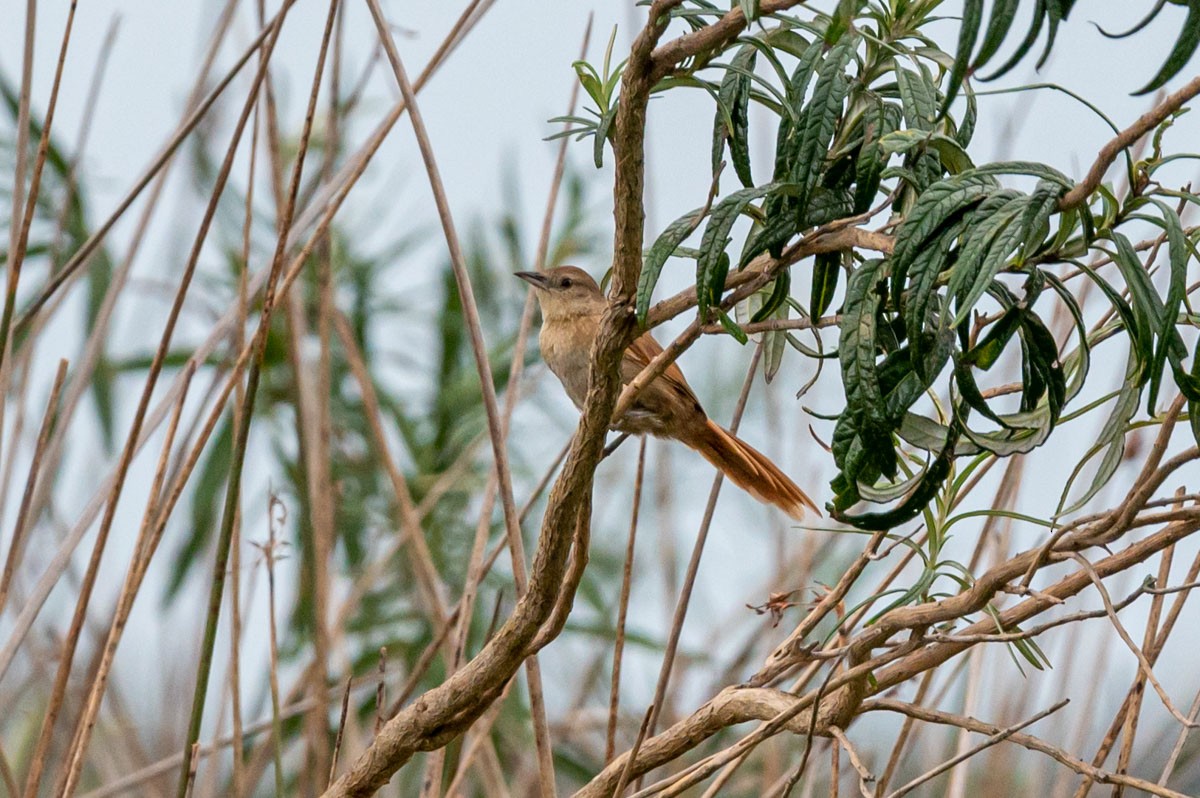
left=516, top=266, right=818, bottom=520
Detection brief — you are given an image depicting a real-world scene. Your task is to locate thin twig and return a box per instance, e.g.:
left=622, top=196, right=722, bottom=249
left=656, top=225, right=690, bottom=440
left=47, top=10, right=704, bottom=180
left=330, top=677, right=353, bottom=787
left=608, top=438, right=647, bottom=762
left=0, top=0, right=78, bottom=385
left=1058, top=74, right=1200, bottom=209
left=864, top=699, right=1191, bottom=798
left=830, top=726, right=873, bottom=798
left=614, top=706, right=656, bottom=798
left=1069, top=553, right=1199, bottom=729
left=884, top=700, right=1069, bottom=798
left=0, top=359, right=67, bottom=615
left=642, top=343, right=764, bottom=751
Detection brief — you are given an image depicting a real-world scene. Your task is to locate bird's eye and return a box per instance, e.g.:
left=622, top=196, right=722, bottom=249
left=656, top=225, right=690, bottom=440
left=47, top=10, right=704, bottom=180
left=561, top=277, right=573, bottom=288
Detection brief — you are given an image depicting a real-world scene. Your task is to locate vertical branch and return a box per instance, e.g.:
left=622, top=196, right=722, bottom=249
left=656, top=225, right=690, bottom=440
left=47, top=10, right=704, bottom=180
left=21, top=5, right=298, bottom=795
left=175, top=1, right=335, bottom=792
left=361, top=2, right=558, bottom=793
left=229, top=44, right=265, bottom=796
left=0, top=359, right=68, bottom=615
left=643, top=344, right=764, bottom=750
left=607, top=438, right=647, bottom=762
left=325, top=3, right=684, bottom=793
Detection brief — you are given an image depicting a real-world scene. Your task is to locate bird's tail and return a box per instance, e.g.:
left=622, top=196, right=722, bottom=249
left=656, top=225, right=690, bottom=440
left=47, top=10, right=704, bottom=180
left=684, top=419, right=819, bottom=520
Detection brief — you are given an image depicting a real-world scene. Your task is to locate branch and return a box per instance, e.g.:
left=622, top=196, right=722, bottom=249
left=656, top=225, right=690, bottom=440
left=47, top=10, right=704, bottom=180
left=862, top=700, right=1192, bottom=798
left=883, top=700, right=1069, bottom=798
left=645, top=223, right=893, bottom=330
left=574, top=685, right=853, bottom=798
left=647, top=0, right=811, bottom=82
left=323, top=3, right=672, bottom=793
left=1058, top=73, right=1200, bottom=210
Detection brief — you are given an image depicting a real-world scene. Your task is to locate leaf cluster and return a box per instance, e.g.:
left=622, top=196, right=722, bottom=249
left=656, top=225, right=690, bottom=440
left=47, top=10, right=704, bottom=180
left=565, top=0, right=1200, bottom=529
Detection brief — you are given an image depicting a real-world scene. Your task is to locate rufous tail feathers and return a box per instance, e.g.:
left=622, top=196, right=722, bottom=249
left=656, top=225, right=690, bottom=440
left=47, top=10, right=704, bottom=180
left=685, top=419, right=819, bottom=520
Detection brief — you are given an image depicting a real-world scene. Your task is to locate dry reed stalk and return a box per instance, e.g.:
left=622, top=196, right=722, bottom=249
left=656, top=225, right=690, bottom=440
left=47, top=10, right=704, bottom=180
left=362, top=2, right=560, bottom=792
left=174, top=1, right=337, bottom=791
left=0, top=360, right=67, bottom=615
left=607, top=438, right=647, bottom=763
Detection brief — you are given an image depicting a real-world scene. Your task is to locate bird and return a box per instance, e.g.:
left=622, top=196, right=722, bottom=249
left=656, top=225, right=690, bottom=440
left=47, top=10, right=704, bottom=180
left=515, top=265, right=819, bottom=520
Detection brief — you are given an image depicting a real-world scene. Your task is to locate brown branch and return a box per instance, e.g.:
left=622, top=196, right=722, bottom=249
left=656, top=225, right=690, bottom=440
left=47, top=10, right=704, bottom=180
left=588, top=493, right=1200, bottom=793
left=1058, top=73, right=1200, bottom=209
left=862, top=700, right=1191, bottom=798
left=644, top=224, right=893, bottom=331
left=322, top=2, right=674, bottom=793
left=647, top=0, right=810, bottom=82
left=829, top=726, right=874, bottom=798
left=869, top=513, right=1200, bottom=695
left=884, top=700, right=1069, bottom=798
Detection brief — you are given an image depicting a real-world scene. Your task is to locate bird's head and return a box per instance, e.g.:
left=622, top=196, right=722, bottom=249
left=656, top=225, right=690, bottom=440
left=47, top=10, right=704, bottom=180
left=514, top=266, right=605, bottom=321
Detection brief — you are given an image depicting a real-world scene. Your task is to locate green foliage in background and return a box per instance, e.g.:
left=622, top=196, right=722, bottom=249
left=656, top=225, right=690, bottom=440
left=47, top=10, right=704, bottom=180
left=566, top=0, right=1200, bottom=534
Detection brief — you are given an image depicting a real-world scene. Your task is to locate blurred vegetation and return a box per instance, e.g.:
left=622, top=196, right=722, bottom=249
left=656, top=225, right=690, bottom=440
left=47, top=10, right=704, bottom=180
left=2, top=2, right=1200, bottom=797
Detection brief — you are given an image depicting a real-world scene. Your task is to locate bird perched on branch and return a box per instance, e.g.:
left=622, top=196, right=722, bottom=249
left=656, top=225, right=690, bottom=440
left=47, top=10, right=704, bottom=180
left=516, top=266, right=818, bottom=520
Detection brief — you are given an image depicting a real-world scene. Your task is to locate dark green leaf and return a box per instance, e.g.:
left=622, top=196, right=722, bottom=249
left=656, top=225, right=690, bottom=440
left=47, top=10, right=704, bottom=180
left=1135, top=1, right=1200, bottom=94
left=1058, top=357, right=1141, bottom=514
left=789, top=35, right=858, bottom=218
left=941, top=0, right=983, bottom=116
left=718, top=308, right=749, bottom=344
left=810, top=251, right=841, bottom=319
left=1147, top=200, right=1190, bottom=409
left=895, top=63, right=938, bottom=132
left=979, top=0, right=1046, bottom=81
left=638, top=206, right=706, bottom=324
left=712, top=44, right=758, bottom=187
left=834, top=425, right=959, bottom=530
left=697, top=185, right=777, bottom=316
left=971, top=0, right=1020, bottom=70
left=751, top=269, right=791, bottom=323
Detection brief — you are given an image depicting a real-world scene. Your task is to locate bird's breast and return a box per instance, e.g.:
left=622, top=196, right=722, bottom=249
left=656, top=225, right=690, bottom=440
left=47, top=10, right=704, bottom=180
left=539, top=318, right=596, bottom=410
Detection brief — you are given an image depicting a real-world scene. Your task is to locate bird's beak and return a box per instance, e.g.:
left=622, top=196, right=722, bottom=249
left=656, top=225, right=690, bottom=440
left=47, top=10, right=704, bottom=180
left=514, top=271, right=549, bottom=289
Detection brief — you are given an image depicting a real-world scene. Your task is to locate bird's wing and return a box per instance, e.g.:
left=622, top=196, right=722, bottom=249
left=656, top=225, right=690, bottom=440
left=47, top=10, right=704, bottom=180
left=624, top=331, right=700, bottom=404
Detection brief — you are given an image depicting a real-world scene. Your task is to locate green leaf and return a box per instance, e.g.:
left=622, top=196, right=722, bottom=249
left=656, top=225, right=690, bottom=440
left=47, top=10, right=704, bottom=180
left=945, top=196, right=1031, bottom=329
left=697, top=184, right=777, bottom=316
left=970, top=160, right=1074, bottom=188
left=979, top=0, right=1046, bottom=81
left=889, top=173, right=997, bottom=304
left=854, top=100, right=901, bottom=213
left=593, top=108, right=616, bottom=168
left=810, top=251, right=841, bottom=319
left=712, top=44, right=758, bottom=187
left=895, top=63, right=938, bottom=132
left=879, top=129, right=975, bottom=174
left=1108, top=232, right=1162, bottom=393
left=971, top=0, right=1020, bottom=70
left=1147, top=200, right=1190, bottom=409
left=788, top=34, right=858, bottom=219
left=940, top=0, right=983, bottom=117
left=718, top=308, right=749, bottom=344
left=751, top=269, right=791, bottom=323
left=1134, top=1, right=1200, bottom=94
left=763, top=299, right=789, bottom=384
left=1057, top=356, right=1141, bottom=515
left=834, top=425, right=959, bottom=530
left=1191, top=349, right=1200, bottom=448
left=638, top=206, right=706, bottom=324
left=764, top=42, right=824, bottom=239
left=1036, top=0, right=1078, bottom=69
left=961, top=306, right=1022, bottom=370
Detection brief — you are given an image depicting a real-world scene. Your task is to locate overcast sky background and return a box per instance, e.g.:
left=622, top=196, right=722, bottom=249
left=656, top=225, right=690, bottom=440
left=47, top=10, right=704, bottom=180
left=3, top=0, right=1200, bottom=772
